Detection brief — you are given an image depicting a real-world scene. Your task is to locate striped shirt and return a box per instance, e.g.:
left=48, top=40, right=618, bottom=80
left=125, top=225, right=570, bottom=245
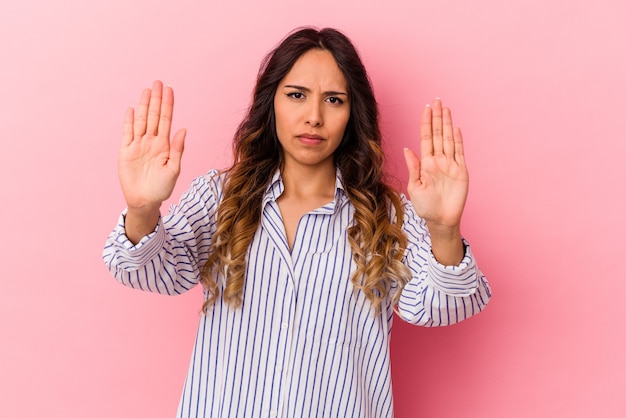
left=103, top=169, right=491, bottom=418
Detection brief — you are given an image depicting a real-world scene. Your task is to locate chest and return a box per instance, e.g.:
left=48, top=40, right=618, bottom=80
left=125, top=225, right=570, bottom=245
left=237, top=206, right=389, bottom=350
left=276, top=195, right=335, bottom=252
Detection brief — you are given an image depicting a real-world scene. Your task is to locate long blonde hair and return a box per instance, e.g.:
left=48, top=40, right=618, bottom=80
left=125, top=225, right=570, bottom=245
left=201, top=27, right=410, bottom=314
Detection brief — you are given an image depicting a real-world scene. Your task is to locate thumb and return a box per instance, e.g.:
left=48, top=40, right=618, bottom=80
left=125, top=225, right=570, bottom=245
left=403, top=148, right=421, bottom=186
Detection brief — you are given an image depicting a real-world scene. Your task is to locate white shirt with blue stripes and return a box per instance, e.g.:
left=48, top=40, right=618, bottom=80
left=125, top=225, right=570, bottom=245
left=103, top=169, right=491, bottom=418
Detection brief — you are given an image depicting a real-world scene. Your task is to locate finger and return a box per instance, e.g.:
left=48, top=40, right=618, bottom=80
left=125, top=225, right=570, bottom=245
left=442, top=107, right=455, bottom=157
left=157, top=84, right=175, bottom=140
left=431, top=98, right=444, bottom=155
left=453, top=127, right=466, bottom=164
left=134, top=88, right=151, bottom=138
left=146, top=80, right=163, bottom=136
left=168, top=129, right=187, bottom=174
left=403, top=147, right=421, bottom=186
left=420, top=104, right=433, bottom=157
left=122, top=107, right=134, bottom=147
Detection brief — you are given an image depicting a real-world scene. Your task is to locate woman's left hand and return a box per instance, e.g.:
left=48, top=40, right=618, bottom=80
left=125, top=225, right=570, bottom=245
left=403, top=98, right=469, bottom=235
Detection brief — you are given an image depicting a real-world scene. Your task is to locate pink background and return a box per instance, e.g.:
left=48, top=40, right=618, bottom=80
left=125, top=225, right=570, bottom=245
left=2, top=0, right=625, bottom=416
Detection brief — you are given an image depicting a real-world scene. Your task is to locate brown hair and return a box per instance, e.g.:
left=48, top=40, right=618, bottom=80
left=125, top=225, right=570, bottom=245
left=201, top=27, right=410, bottom=314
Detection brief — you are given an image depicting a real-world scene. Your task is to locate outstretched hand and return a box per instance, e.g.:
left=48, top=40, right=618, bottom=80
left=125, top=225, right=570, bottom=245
left=403, top=98, right=469, bottom=234
left=118, top=80, right=186, bottom=212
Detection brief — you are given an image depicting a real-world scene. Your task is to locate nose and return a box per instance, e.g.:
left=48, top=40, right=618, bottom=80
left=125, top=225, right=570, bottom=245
left=305, top=100, right=323, bottom=127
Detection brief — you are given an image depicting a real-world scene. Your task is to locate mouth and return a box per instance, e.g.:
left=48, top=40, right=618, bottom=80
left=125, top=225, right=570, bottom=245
left=297, top=133, right=325, bottom=145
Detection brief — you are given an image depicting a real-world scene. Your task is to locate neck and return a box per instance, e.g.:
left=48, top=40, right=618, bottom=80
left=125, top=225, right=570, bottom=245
left=280, top=161, right=336, bottom=200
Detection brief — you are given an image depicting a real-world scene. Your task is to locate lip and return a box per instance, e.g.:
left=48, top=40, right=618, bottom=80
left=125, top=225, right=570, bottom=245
left=297, top=133, right=325, bottom=141
left=296, top=133, right=325, bottom=146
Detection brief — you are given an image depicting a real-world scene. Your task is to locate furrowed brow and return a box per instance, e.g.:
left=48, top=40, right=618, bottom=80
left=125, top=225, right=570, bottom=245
left=283, top=84, right=311, bottom=92
left=324, top=91, right=348, bottom=97
left=283, top=85, right=348, bottom=97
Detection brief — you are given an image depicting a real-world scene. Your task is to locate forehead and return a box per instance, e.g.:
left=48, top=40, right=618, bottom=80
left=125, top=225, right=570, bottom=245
left=280, top=49, right=348, bottom=90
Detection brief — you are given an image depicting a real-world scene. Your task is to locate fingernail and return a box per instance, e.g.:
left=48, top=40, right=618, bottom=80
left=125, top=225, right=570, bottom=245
left=435, top=97, right=441, bottom=100
left=425, top=104, right=431, bottom=107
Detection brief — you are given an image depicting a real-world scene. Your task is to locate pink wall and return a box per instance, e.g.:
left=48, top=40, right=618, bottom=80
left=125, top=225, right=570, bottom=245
left=2, top=0, right=625, bottom=416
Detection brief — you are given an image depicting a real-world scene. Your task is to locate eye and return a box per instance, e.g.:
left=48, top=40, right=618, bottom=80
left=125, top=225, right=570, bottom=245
left=326, top=96, right=344, bottom=105
left=287, top=92, right=305, bottom=100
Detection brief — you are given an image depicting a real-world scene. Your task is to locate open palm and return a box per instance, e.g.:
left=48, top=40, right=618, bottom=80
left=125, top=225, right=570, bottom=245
left=118, top=81, right=186, bottom=211
left=403, top=99, right=469, bottom=229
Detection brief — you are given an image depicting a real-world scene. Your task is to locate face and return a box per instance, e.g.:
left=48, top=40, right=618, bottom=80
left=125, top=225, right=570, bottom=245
left=273, top=48, right=350, bottom=173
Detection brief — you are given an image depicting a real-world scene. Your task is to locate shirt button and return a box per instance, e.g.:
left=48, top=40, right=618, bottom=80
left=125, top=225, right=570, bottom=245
left=270, top=411, right=277, bottom=417
left=281, top=322, right=288, bottom=329
left=276, top=365, right=283, bottom=372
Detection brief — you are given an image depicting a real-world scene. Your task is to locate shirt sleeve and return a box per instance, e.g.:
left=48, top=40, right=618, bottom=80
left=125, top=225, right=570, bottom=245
left=395, top=195, right=492, bottom=326
left=102, top=171, right=222, bottom=295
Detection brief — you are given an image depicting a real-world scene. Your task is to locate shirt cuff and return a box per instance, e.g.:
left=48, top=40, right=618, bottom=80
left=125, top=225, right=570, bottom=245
left=109, top=211, right=166, bottom=267
left=425, top=239, right=478, bottom=296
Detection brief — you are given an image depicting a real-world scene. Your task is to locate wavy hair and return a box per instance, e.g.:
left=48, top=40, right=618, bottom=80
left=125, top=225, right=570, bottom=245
left=201, top=27, right=410, bottom=314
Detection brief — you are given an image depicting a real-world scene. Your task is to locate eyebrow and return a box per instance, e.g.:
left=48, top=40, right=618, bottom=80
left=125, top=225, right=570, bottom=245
left=283, top=84, right=348, bottom=96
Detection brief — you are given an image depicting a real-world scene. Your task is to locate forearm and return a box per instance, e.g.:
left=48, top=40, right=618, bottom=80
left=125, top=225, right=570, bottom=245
left=124, top=205, right=161, bottom=244
left=396, top=239, right=491, bottom=327
left=103, top=214, right=200, bottom=295
left=426, top=222, right=465, bottom=266
left=397, top=268, right=491, bottom=327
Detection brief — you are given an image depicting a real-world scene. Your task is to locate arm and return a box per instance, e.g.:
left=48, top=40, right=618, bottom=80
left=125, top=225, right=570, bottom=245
left=397, top=98, right=490, bottom=325
left=394, top=197, right=491, bottom=327
left=403, top=98, right=467, bottom=266
left=103, top=80, right=207, bottom=295
left=118, top=80, right=186, bottom=243
left=103, top=172, right=221, bottom=295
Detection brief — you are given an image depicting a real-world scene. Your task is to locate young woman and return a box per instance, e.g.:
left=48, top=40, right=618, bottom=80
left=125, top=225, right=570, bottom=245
left=104, top=27, right=491, bottom=418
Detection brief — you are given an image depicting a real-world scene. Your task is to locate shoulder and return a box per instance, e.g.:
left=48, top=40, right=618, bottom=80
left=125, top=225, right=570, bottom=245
left=195, top=169, right=229, bottom=191
left=200, top=168, right=226, bottom=184
left=179, top=169, right=228, bottom=205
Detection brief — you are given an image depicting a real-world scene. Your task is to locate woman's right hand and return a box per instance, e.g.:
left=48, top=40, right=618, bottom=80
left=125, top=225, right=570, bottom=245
left=118, top=80, right=186, bottom=212
left=118, top=81, right=186, bottom=243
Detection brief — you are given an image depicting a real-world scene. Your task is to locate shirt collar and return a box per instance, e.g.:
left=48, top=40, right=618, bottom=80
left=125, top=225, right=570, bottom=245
left=262, top=168, right=347, bottom=211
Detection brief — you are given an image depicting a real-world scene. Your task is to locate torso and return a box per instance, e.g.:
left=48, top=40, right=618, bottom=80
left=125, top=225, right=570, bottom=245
left=277, top=194, right=334, bottom=251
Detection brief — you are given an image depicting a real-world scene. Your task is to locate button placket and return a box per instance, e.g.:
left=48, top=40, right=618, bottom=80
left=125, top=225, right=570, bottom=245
left=270, top=269, right=295, bottom=418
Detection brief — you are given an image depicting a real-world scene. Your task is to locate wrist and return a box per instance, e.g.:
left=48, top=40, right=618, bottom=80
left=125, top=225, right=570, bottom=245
left=124, top=206, right=161, bottom=245
left=426, top=223, right=464, bottom=266
left=425, top=221, right=461, bottom=241
left=126, top=202, right=162, bottom=217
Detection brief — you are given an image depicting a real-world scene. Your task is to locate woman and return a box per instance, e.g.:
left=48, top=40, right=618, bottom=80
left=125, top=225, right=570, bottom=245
left=104, top=27, right=491, bottom=418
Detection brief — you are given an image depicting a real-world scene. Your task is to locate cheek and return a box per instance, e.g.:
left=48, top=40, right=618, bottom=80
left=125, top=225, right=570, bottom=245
left=273, top=103, right=287, bottom=137
left=274, top=111, right=290, bottom=141
left=274, top=97, right=294, bottom=120
left=331, top=113, right=350, bottom=138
